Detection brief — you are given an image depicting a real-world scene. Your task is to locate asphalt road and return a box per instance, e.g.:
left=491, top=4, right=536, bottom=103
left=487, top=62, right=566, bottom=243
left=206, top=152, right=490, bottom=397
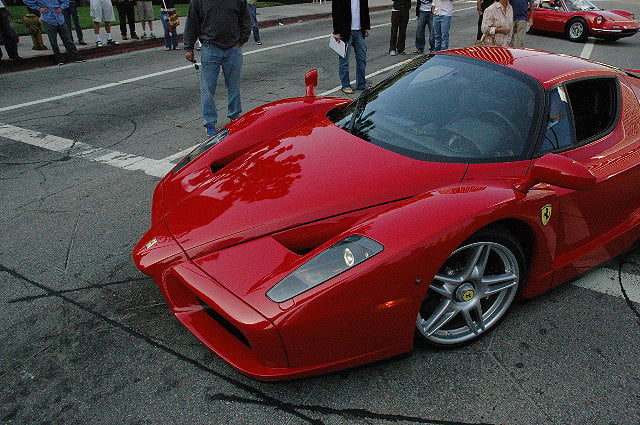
left=1, top=3, right=640, bottom=424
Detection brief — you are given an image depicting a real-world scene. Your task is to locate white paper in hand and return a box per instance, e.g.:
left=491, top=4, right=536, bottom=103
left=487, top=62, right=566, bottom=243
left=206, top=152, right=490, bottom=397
left=329, top=36, right=347, bottom=58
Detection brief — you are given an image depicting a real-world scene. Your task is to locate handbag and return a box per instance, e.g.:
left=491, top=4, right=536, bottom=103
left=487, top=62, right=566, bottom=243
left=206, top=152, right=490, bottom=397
left=478, top=32, right=496, bottom=46
left=168, top=12, right=180, bottom=27
left=162, top=0, right=180, bottom=27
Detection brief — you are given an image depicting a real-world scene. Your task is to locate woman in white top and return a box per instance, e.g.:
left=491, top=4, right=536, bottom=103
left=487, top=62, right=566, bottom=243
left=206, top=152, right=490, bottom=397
left=480, top=0, right=513, bottom=46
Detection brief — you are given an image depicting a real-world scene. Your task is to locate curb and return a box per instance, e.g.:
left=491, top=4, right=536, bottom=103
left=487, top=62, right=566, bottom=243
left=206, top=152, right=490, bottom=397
left=0, top=4, right=390, bottom=74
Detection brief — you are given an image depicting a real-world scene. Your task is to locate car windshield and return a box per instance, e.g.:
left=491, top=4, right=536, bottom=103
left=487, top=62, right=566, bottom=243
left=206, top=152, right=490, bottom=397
left=564, top=0, right=599, bottom=11
left=329, top=54, right=543, bottom=163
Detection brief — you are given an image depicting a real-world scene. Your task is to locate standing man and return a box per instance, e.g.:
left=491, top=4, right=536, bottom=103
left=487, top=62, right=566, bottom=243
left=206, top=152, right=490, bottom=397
left=63, top=0, right=87, bottom=44
left=136, top=0, right=155, bottom=39
left=475, top=0, right=494, bottom=44
left=89, top=0, right=119, bottom=46
left=510, top=0, right=533, bottom=47
left=414, top=0, right=434, bottom=53
left=0, top=0, right=21, bottom=61
left=24, top=0, right=84, bottom=65
left=432, top=0, right=454, bottom=51
left=247, top=0, right=261, bottom=45
left=113, top=0, right=138, bottom=40
left=332, top=0, right=371, bottom=94
left=388, top=0, right=410, bottom=56
left=184, top=0, right=250, bottom=136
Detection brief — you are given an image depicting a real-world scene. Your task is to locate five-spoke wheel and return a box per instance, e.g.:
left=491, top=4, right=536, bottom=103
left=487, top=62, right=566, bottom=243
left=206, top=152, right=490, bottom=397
left=416, top=227, right=525, bottom=346
left=566, top=18, right=588, bottom=42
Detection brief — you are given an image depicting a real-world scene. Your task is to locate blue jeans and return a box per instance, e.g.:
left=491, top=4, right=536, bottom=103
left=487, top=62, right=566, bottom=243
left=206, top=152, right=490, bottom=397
left=63, top=0, right=83, bottom=42
left=339, top=30, right=367, bottom=89
left=433, top=14, right=452, bottom=52
left=415, top=10, right=434, bottom=52
left=248, top=3, right=260, bottom=42
left=160, top=11, right=178, bottom=49
left=200, top=44, right=243, bottom=129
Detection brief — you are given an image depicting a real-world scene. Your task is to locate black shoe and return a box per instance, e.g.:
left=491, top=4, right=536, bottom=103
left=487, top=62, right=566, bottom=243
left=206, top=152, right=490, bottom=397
left=78, top=40, right=87, bottom=45
left=106, top=39, right=119, bottom=45
left=131, top=33, right=139, bottom=40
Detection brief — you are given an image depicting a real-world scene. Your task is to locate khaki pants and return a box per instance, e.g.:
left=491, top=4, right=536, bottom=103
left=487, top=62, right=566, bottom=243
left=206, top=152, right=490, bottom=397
left=511, top=20, right=528, bottom=47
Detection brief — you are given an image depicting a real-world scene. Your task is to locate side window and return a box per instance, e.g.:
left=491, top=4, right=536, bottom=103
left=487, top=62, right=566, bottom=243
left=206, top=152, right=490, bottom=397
left=537, top=78, right=618, bottom=154
left=565, top=78, right=617, bottom=143
left=539, top=86, right=575, bottom=153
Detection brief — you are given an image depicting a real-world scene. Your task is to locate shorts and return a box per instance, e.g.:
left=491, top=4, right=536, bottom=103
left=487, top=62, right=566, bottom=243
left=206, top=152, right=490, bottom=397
left=90, top=0, right=115, bottom=22
left=136, top=0, right=154, bottom=21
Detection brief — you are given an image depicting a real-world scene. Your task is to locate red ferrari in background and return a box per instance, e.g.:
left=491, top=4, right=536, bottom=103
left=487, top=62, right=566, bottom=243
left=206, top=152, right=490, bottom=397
left=530, top=0, right=639, bottom=42
left=134, top=47, right=640, bottom=381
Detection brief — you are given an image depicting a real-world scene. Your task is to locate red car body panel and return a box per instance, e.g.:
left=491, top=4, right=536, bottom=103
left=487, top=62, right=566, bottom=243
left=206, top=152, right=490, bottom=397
left=134, top=48, right=640, bottom=380
left=530, top=0, right=639, bottom=39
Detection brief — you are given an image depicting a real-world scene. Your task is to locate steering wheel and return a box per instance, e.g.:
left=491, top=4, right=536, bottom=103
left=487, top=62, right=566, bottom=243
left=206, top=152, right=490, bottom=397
left=446, top=131, right=483, bottom=156
left=486, top=109, right=520, bottom=142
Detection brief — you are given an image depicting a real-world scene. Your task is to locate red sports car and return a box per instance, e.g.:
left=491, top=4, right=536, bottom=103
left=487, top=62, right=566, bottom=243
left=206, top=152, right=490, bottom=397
left=530, top=0, right=639, bottom=42
left=134, top=47, right=640, bottom=381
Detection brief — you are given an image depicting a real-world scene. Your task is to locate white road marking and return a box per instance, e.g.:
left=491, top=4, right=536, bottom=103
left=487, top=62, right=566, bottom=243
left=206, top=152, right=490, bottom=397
left=0, top=123, right=173, bottom=177
left=579, top=40, right=595, bottom=59
left=0, top=5, right=477, bottom=113
left=571, top=266, right=640, bottom=303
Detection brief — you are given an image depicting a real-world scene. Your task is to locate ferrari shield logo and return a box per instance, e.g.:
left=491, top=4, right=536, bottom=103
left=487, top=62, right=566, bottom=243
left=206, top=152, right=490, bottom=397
left=541, top=204, right=552, bottom=226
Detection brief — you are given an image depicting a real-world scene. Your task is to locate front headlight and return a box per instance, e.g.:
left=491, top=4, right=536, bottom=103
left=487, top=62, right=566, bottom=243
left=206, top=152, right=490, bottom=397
left=266, top=235, right=384, bottom=303
left=595, top=15, right=603, bottom=24
left=172, top=128, right=229, bottom=174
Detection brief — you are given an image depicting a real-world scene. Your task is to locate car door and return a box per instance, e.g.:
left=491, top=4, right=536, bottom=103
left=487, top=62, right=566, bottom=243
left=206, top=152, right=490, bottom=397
left=533, top=0, right=569, bottom=32
left=535, top=76, right=640, bottom=284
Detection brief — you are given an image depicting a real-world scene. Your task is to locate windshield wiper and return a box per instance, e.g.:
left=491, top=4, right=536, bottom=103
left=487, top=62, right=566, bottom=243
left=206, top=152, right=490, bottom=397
left=347, top=89, right=371, bottom=133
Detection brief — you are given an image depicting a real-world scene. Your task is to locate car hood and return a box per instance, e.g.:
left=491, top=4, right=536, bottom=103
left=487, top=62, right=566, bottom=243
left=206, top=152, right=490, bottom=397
left=598, top=10, right=637, bottom=23
left=163, top=123, right=468, bottom=257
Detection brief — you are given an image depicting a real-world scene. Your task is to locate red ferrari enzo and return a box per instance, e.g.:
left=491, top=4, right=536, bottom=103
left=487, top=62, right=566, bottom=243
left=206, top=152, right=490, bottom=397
left=530, top=0, right=639, bottom=42
left=134, top=47, right=640, bottom=381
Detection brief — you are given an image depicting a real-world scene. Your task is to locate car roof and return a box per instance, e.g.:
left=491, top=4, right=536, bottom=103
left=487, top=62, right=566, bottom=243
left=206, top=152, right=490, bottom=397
left=445, top=47, right=617, bottom=89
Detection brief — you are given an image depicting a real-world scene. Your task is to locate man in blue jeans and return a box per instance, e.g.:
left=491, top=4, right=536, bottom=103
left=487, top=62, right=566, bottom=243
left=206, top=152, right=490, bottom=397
left=184, top=0, right=250, bottom=136
left=414, top=0, right=434, bottom=53
left=332, top=0, right=371, bottom=94
left=432, top=0, right=454, bottom=51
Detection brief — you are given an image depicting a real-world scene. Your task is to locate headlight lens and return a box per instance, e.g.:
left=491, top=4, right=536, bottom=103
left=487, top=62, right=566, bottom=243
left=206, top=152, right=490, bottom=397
left=266, top=235, right=384, bottom=303
left=172, top=127, right=229, bottom=174
left=595, top=16, right=603, bottom=24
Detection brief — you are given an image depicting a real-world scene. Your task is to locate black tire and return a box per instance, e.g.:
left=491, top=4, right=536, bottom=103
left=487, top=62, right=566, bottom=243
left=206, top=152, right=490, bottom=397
left=415, top=225, right=527, bottom=347
left=566, top=18, right=589, bottom=42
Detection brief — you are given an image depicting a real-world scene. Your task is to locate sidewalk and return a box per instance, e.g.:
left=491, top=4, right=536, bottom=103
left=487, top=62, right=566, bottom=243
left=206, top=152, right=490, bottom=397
left=1, top=0, right=391, bottom=73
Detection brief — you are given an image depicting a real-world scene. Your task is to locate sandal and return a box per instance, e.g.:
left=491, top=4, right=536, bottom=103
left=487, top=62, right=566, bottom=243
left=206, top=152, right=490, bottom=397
left=341, top=87, right=354, bottom=94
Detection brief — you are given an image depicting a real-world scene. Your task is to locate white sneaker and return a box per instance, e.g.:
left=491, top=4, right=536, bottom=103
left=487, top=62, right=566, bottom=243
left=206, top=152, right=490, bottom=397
left=389, top=50, right=396, bottom=56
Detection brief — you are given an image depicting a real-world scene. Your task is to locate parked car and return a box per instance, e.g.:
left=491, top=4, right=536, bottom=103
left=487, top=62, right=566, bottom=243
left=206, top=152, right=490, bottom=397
left=134, top=47, right=640, bottom=380
left=529, top=0, right=639, bottom=42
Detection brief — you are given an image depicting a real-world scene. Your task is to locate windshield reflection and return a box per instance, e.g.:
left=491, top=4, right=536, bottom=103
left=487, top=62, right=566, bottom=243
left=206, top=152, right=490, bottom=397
left=330, top=54, right=543, bottom=163
left=564, top=0, right=599, bottom=11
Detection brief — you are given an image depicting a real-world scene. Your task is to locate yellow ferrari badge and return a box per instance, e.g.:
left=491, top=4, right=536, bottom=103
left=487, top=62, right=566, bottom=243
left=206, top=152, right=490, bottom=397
left=541, top=204, right=552, bottom=226
left=462, top=289, right=475, bottom=302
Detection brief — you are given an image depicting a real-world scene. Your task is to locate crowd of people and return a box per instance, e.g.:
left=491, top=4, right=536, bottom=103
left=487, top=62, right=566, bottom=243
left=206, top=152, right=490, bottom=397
left=0, top=0, right=186, bottom=64
left=1, top=0, right=535, bottom=133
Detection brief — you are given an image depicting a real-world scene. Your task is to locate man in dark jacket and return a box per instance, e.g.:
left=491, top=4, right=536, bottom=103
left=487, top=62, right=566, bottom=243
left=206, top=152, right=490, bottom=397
left=389, top=0, right=410, bottom=55
left=184, top=0, right=251, bottom=135
left=332, top=0, right=371, bottom=94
